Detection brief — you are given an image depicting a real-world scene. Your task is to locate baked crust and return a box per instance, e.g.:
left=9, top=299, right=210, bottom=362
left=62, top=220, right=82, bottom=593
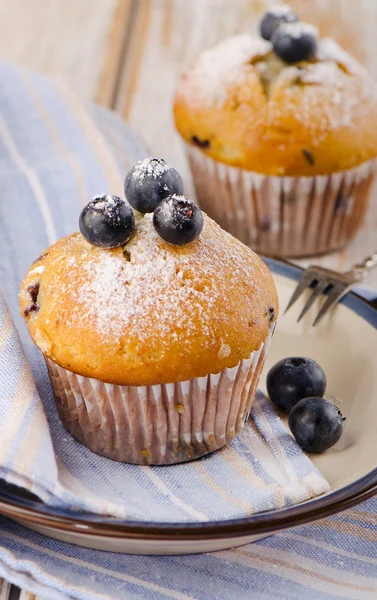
left=20, top=214, right=278, bottom=385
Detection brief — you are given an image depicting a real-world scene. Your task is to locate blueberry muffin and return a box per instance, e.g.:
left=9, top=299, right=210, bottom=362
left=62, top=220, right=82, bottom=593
left=174, top=5, right=377, bottom=257
left=20, top=158, right=278, bottom=465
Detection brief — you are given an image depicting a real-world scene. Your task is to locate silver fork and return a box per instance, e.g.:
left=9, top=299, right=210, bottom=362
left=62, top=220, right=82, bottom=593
left=285, top=253, right=377, bottom=326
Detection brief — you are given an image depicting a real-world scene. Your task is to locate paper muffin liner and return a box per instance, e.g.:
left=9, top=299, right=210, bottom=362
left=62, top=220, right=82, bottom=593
left=186, top=144, right=377, bottom=258
left=45, top=325, right=274, bottom=466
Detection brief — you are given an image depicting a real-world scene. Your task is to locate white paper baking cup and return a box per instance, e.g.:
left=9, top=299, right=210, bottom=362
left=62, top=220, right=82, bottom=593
left=186, top=144, right=377, bottom=258
left=45, top=326, right=274, bottom=465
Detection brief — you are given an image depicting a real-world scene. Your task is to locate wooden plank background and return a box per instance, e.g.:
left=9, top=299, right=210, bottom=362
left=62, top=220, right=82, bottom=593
left=0, top=0, right=117, bottom=101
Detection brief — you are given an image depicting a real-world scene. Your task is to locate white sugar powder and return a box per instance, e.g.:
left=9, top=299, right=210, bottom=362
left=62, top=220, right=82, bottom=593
left=53, top=215, right=259, bottom=344
left=180, top=35, right=271, bottom=108
left=276, top=21, right=318, bottom=40
left=268, top=4, right=294, bottom=17
left=298, top=62, right=339, bottom=85
left=315, top=38, right=364, bottom=76
left=131, top=158, right=172, bottom=181
left=28, top=265, right=45, bottom=276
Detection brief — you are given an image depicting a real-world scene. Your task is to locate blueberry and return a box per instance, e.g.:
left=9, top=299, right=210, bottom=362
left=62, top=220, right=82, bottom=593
left=153, top=195, right=203, bottom=246
left=272, top=22, right=318, bottom=63
left=267, top=357, right=326, bottom=412
left=79, top=195, right=135, bottom=248
left=24, top=283, right=40, bottom=317
left=288, top=397, right=344, bottom=453
left=124, top=158, right=184, bottom=213
left=260, top=5, right=297, bottom=41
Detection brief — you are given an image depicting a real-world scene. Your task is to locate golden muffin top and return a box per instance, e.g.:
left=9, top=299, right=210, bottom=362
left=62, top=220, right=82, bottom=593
left=20, top=213, right=278, bottom=386
left=174, top=31, right=377, bottom=176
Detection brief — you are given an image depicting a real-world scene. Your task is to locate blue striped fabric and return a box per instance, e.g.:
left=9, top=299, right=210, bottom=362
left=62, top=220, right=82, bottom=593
left=0, top=507, right=377, bottom=600
left=0, top=62, right=375, bottom=599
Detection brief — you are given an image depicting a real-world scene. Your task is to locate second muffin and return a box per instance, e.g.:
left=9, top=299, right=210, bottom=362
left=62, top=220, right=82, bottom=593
left=174, top=6, right=377, bottom=257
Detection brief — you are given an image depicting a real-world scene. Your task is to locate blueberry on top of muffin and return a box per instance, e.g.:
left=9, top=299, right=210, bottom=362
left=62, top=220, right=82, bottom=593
left=78, top=158, right=202, bottom=249
left=124, top=157, right=184, bottom=213
left=260, top=4, right=298, bottom=41
left=260, top=5, right=318, bottom=63
left=272, top=21, right=318, bottom=63
left=79, top=195, right=135, bottom=248
left=153, top=195, right=203, bottom=245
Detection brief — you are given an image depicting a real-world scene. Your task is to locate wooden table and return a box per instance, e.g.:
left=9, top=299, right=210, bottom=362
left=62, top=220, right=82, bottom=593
left=0, top=1, right=376, bottom=596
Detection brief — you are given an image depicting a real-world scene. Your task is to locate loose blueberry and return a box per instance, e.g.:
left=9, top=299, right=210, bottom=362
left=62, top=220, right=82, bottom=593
left=124, top=158, right=184, bottom=213
left=267, top=357, right=326, bottom=412
left=272, top=22, right=318, bottom=63
left=153, top=195, right=203, bottom=246
left=260, top=5, right=297, bottom=41
left=288, top=397, right=344, bottom=453
left=79, top=195, right=135, bottom=248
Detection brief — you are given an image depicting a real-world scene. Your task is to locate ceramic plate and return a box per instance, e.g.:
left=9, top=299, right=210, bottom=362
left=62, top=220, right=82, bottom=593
left=0, top=258, right=376, bottom=554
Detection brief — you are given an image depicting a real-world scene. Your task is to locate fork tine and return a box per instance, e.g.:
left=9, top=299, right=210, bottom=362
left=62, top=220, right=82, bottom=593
left=312, top=282, right=351, bottom=326
left=284, top=270, right=318, bottom=314
left=297, top=277, right=330, bottom=322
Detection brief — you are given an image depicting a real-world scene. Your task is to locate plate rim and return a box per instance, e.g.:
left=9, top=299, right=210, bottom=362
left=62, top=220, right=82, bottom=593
left=1, top=256, right=377, bottom=541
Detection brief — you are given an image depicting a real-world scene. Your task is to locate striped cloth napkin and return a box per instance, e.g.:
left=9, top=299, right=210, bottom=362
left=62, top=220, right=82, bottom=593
left=0, top=62, right=375, bottom=600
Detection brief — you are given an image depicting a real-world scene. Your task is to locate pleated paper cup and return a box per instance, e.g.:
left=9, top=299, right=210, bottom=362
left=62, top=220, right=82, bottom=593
left=186, top=144, right=377, bottom=258
left=45, top=325, right=274, bottom=466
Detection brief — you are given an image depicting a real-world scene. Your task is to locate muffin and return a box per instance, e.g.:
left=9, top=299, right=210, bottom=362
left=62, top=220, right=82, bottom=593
left=174, top=5, right=377, bottom=257
left=20, top=158, right=278, bottom=465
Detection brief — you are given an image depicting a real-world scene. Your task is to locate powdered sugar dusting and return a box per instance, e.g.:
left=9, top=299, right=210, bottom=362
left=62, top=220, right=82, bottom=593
left=131, top=158, right=172, bottom=182
left=180, top=34, right=271, bottom=108
left=275, top=21, right=318, bottom=40
left=155, top=194, right=196, bottom=228
left=298, top=62, right=339, bottom=85
left=89, top=194, right=126, bottom=225
left=156, top=194, right=186, bottom=221
left=50, top=215, right=261, bottom=348
left=268, top=4, right=294, bottom=18
left=271, top=65, right=359, bottom=132
left=92, top=194, right=115, bottom=208
left=277, top=61, right=343, bottom=88
left=28, top=265, right=45, bottom=276
left=271, top=36, right=377, bottom=132
left=315, top=38, right=364, bottom=76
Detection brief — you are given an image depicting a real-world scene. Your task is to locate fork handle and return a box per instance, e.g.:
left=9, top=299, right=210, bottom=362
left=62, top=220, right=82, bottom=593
left=351, top=253, right=377, bottom=281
